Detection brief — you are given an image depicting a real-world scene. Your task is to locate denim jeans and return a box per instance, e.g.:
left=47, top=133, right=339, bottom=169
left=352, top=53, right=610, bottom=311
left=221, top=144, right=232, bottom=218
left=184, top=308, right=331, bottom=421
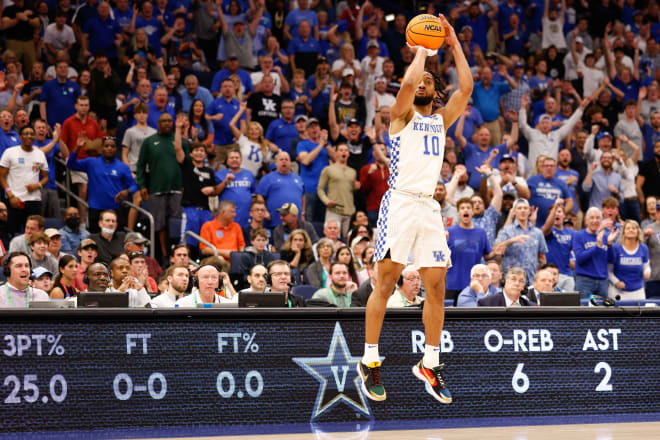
left=575, top=275, right=609, bottom=300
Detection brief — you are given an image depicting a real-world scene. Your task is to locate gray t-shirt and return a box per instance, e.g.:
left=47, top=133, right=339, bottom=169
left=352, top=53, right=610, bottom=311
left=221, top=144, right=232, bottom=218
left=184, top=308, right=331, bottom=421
left=122, top=125, right=156, bottom=172
left=0, top=283, right=49, bottom=308
left=644, top=221, right=660, bottom=281
left=614, top=118, right=643, bottom=159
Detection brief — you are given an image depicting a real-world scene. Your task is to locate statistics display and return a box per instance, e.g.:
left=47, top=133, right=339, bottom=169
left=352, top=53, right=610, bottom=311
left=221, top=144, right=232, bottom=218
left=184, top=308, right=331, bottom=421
left=1, top=309, right=660, bottom=437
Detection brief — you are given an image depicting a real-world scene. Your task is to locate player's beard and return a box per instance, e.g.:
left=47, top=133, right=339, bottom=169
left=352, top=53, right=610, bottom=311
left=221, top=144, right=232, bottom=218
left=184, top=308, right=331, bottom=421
left=413, top=95, right=434, bottom=106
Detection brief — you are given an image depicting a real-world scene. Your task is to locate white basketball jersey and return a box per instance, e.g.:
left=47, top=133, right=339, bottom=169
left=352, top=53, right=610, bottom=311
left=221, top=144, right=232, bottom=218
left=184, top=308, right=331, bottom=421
left=387, top=111, right=446, bottom=195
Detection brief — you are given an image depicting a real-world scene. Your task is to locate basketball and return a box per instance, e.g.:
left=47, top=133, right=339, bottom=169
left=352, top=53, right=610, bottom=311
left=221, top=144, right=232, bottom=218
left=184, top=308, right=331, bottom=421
left=406, top=14, right=446, bottom=50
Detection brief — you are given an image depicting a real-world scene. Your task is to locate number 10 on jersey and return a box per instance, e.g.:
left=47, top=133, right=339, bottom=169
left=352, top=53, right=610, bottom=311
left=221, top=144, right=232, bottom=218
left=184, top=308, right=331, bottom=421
left=423, top=135, right=441, bottom=156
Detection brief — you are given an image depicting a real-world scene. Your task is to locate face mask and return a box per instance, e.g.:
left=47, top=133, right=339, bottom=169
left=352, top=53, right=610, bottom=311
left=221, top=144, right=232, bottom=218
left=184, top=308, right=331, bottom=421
left=65, top=216, right=80, bottom=230
left=101, top=227, right=116, bottom=236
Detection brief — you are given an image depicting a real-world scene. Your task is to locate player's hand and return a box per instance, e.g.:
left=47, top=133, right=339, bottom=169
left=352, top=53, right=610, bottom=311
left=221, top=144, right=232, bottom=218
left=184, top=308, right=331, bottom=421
left=437, top=14, right=457, bottom=49
left=407, top=43, right=437, bottom=57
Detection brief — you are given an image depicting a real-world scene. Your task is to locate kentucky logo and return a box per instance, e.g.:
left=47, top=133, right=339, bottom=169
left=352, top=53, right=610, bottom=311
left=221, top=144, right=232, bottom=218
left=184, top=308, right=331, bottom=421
left=292, top=322, right=372, bottom=420
left=433, top=250, right=445, bottom=262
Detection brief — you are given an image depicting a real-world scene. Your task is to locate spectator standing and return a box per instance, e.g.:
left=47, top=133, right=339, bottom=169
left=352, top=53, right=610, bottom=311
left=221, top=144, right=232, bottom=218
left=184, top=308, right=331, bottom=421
left=555, top=149, right=579, bottom=214
left=288, top=20, right=321, bottom=77
left=34, top=120, right=64, bottom=218
left=61, top=95, right=102, bottom=227
left=446, top=198, right=494, bottom=304
left=296, top=120, right=332, bottom=222
left=207, top=78, right=245, bottom=168
left=215, top=148, right=256, bottom=227
left=246, top=75, right=281, bottom=130
left=59, top=207, right=90, bottom=255
left=210, top=55, right=254, bottom=98
left=434, top=182, right=458, bottom=229
left=0, top=126, right=49, bottom=234
left=608, top=220, right=650, bottom=300
left=180, top=142, right=217, bottom=249
left=40, top=60, right=81, bottom=130
left=88, top=52, right=121, bottom=133
left=644, top=201, right=660, bottom=298
left=1, top=0, right=40, bottom=75
left=360, top=142, right=389, bottom=226
left=67, top=135, right=137, bottom=231
left=137, top=113, right=189, bottom=260
left=0, top=110, right=20, bottom=156
left=256, top=151, right=304, bottom=228
left=88, top=210, right=126, bottom=265
left=43, top=10, right=76, bottom=65
left=582, top=153, right=623, bottom=209
left=573, top=207, right=618, bottom=299
left=180, top=75, right=214, bottom=113
left=527, top=157, right=573, bottom=226
left=199, top=200, right=246, bottom=260
left=265, top=99, right=297, bottom=155
left=541, top=198, right=575, bottom=291
left=81, top=2, right=122, bottom=62
left=496, top=199, right=548, bottom=283
left=471, top=66, right=515, bottom=145
left=121, top=103, right=156, bottom=175
left=317, top=143, right=357, bottom=236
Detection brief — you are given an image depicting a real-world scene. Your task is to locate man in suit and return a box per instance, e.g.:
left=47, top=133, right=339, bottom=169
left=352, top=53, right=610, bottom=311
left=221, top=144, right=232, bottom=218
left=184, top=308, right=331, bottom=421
left=478, top=267, right=532, bottom=307
left=522, top=268, right=555, bottom=305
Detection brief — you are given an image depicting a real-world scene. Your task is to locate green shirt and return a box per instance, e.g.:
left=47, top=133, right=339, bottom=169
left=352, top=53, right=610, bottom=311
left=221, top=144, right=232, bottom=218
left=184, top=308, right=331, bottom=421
left=311, top=286, right=352, bottom=307
left=136, top=132, right=190, bottom=193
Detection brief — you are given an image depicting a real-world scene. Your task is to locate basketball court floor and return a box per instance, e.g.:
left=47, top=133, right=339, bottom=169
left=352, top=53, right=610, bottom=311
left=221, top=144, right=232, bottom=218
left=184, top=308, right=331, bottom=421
left=134, top=422, right=660, bottom=440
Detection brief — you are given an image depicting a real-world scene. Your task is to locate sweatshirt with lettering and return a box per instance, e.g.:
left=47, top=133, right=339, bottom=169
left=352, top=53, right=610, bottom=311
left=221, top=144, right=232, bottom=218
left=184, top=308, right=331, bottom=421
left=572, top=229, right=608, bottom=279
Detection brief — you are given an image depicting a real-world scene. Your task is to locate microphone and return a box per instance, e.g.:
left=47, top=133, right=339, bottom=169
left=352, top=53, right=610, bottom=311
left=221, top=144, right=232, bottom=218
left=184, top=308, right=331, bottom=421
left=615, top=295, right=621, bottom=301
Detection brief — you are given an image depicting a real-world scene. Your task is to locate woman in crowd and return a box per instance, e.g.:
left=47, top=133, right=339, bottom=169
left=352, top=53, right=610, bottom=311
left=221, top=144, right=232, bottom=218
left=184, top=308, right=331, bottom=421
left=334, top=245, right=358, bottom=284
left=608, top=220, right=650, bottom=300
left=305, top=238, right=334, bottom=288
left=189, top=98, right=214, bottom=146
left=331, top=43, right=360, bottom=80
left=280, top=229, right=315, bottom=271
left=49, top=255, right=79, bottom=299
left=229, top=102, right=277, bottom=177
left=641, top=196, right=657, bottom=228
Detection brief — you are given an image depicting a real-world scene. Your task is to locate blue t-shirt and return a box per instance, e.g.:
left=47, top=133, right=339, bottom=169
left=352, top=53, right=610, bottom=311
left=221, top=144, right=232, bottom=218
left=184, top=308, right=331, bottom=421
left=497, top=2, right=523, bottom=36
left=545, top=227, right=574, bottom=276
left=83, top=16, right=121, bottom=58
left=447, top=107, right=484, bottom=144
left=40, top=79, right=80, bottom=128
left=554, top=168, right=579, bottom=213
left=295, top=139, right=329, bottom=194
left=66, top=153, right=137, bottom=210
left=113, top=7, right=133, bottom=29
left=287, top=36, right=321, bottom=55
left=256, top=171, right=304, bottom=227
left=463, top=142, right=507, bottom=190
left=608, top=243, right=649, bottom=291
left=472, top=80, right=510, bottom=122
left=34, top=138, right=60, bottom=190
left=191, top=120, right=214, bottom=143
left=210, top=68, right=254, bottom=94
left=134, top=16, right=163, bottom=52
left=265, top=118, right=298, bottom=154
left=208, top=97, right=244, bottom=145
left=528, top=75, right=552, bottom=92
left=446, top=225, right=491, bottom=291
left=306, top=76, right=331, bottom=118
left=145, top=102, right=176, bottom=130
left=356, top=35, right=389, bottom=59
left=215, top=168, right=256, bottom=227
left=611, top=76, right=640, bottom=110
left=572, top=229, right=608, bottom=279
left=0, top=130, right=20, bottom=158
left=284, top=9, right=318, bottom=39
left=527, top=175, right=571, bottom=226
left=288, top=88, right=310, bottom=117
left=456, top=14, right=489, bottom=52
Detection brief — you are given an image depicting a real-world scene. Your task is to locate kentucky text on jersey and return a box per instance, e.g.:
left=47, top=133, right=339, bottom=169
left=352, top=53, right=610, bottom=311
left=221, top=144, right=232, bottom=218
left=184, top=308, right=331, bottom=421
left=619, top=257, right=643, bottom=265
left=413, top=121, right=444, bottom=134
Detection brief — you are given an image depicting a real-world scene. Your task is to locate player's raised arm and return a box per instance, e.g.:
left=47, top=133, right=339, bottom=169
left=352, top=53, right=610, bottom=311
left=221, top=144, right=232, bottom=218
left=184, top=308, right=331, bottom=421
left=438, top=15, right=473, bottom=128
left=389, top=45, right=430, bottom=128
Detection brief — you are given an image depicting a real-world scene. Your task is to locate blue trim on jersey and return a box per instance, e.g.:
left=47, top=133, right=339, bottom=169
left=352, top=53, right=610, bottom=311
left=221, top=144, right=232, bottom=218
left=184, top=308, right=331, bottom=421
left=387, top=135, right=401, bottom=189
left=374, top=190, right=391, bottom=261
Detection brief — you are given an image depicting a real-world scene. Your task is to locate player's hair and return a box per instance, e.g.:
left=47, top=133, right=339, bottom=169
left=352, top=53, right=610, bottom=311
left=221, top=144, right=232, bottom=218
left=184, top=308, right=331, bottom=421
left=425, top=70, right=448, bottom=103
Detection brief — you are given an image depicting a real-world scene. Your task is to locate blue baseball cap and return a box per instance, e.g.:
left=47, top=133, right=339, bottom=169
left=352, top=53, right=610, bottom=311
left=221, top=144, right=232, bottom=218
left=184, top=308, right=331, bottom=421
left=596, top=131, right=612, bottom=141
left=31, top=267, right=53, bottom=280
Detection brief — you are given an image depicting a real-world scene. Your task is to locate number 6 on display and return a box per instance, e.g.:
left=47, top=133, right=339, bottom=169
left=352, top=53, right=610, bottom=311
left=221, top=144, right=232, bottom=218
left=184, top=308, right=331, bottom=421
left=512, top=363, right=529, bottom=394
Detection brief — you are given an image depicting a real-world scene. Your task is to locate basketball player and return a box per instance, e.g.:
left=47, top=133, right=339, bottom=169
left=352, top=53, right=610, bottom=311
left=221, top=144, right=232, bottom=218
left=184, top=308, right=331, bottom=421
left=357, top=15, right=472, bottom=404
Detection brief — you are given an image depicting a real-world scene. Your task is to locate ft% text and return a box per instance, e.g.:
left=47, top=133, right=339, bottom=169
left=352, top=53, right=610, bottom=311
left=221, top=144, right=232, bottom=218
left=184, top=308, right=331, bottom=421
left=3, top=334, right=65, bottom=357
left=218, top=332, right=259, bottom=353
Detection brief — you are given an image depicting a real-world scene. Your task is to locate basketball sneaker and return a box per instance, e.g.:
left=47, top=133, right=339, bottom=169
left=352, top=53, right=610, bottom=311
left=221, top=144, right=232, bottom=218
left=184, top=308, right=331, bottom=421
left=412, top=360, right=452, bottom=404
left=356, top=361, right=386, bottom=401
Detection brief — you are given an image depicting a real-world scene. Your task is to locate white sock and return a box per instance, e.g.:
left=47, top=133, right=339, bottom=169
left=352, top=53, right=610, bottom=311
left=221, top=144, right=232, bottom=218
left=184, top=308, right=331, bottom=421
left=423, top=344, right=440, bottom=369
left=362, top=343, right=380, bottom=365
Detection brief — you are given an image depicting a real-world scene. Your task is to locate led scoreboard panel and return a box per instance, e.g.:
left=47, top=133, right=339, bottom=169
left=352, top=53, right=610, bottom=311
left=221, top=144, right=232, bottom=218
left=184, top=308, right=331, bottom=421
left=1, top=308, right=660, bottom=438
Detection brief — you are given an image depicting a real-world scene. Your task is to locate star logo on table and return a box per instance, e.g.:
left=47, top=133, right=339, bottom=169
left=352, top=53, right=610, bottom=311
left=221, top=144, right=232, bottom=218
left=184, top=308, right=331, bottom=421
left=292, top=322, right=372, bottom=420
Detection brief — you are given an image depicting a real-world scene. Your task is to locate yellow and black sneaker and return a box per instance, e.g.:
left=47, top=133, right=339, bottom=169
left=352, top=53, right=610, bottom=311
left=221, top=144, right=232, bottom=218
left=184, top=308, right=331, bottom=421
left=412, top=360, right=452, bottom=404
left=356, top=361, right=386, bottom=401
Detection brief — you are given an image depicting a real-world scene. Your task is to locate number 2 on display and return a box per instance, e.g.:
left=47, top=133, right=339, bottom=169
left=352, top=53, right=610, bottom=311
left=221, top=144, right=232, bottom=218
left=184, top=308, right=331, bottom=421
left=423, top=135, right=441, bottom=156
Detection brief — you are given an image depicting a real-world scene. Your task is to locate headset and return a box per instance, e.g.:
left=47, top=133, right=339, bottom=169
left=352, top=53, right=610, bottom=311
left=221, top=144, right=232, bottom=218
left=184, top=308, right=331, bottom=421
left=589, top=294, right=616, bottom=307
left=266, top=260, right=291, bottom=287
left=83, top=262, right=110, bottom=286
left=397, top=275, right=404, bottom=287
left=3, top=252, right=32, bottom=278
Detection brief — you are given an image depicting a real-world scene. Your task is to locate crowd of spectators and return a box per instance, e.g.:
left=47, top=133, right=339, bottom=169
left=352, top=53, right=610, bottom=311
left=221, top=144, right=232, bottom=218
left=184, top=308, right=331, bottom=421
left=2, top=0, right=660, bottom=308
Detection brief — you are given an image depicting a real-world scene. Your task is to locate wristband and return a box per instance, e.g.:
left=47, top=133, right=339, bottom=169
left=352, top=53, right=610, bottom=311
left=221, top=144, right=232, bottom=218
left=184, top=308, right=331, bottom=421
left=481, top=174, right=488, bottom=178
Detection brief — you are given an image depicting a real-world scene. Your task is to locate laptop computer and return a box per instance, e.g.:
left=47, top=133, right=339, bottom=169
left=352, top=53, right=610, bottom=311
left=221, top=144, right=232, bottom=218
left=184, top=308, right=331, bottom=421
left=29, top=300, right=75, bottom=309
left=239, top=291, right=286, bottom=308
left=77, top=292, right=129, bottom=308
left=539, top=291, right=581, bottom=306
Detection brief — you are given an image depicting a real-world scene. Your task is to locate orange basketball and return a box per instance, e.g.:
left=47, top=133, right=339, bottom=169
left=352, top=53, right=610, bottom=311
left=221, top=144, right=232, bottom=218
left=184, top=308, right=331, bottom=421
left=406, top=14, right=446, bottom=50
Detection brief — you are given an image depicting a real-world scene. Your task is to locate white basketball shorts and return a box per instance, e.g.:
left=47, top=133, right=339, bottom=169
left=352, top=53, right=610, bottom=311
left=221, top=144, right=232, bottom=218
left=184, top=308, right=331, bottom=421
left=374, top=189, right=451, bottom=268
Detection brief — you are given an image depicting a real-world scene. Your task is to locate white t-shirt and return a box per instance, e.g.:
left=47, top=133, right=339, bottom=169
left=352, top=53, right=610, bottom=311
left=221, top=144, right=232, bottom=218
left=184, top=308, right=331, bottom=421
left=582, top=66, right=605, bottom=98
left=0, top=146, right=48, bottom=202
left=250, top=71, right=283, bottom=95
left=150, top=291, right=179, bottom=308
left=542, top=17, right=567, bottom=50
left=237, top=134, right=271, bottom=177
left=43, top=23, right=76, bottom=51
left=122, top=125, right=156, bottom=172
